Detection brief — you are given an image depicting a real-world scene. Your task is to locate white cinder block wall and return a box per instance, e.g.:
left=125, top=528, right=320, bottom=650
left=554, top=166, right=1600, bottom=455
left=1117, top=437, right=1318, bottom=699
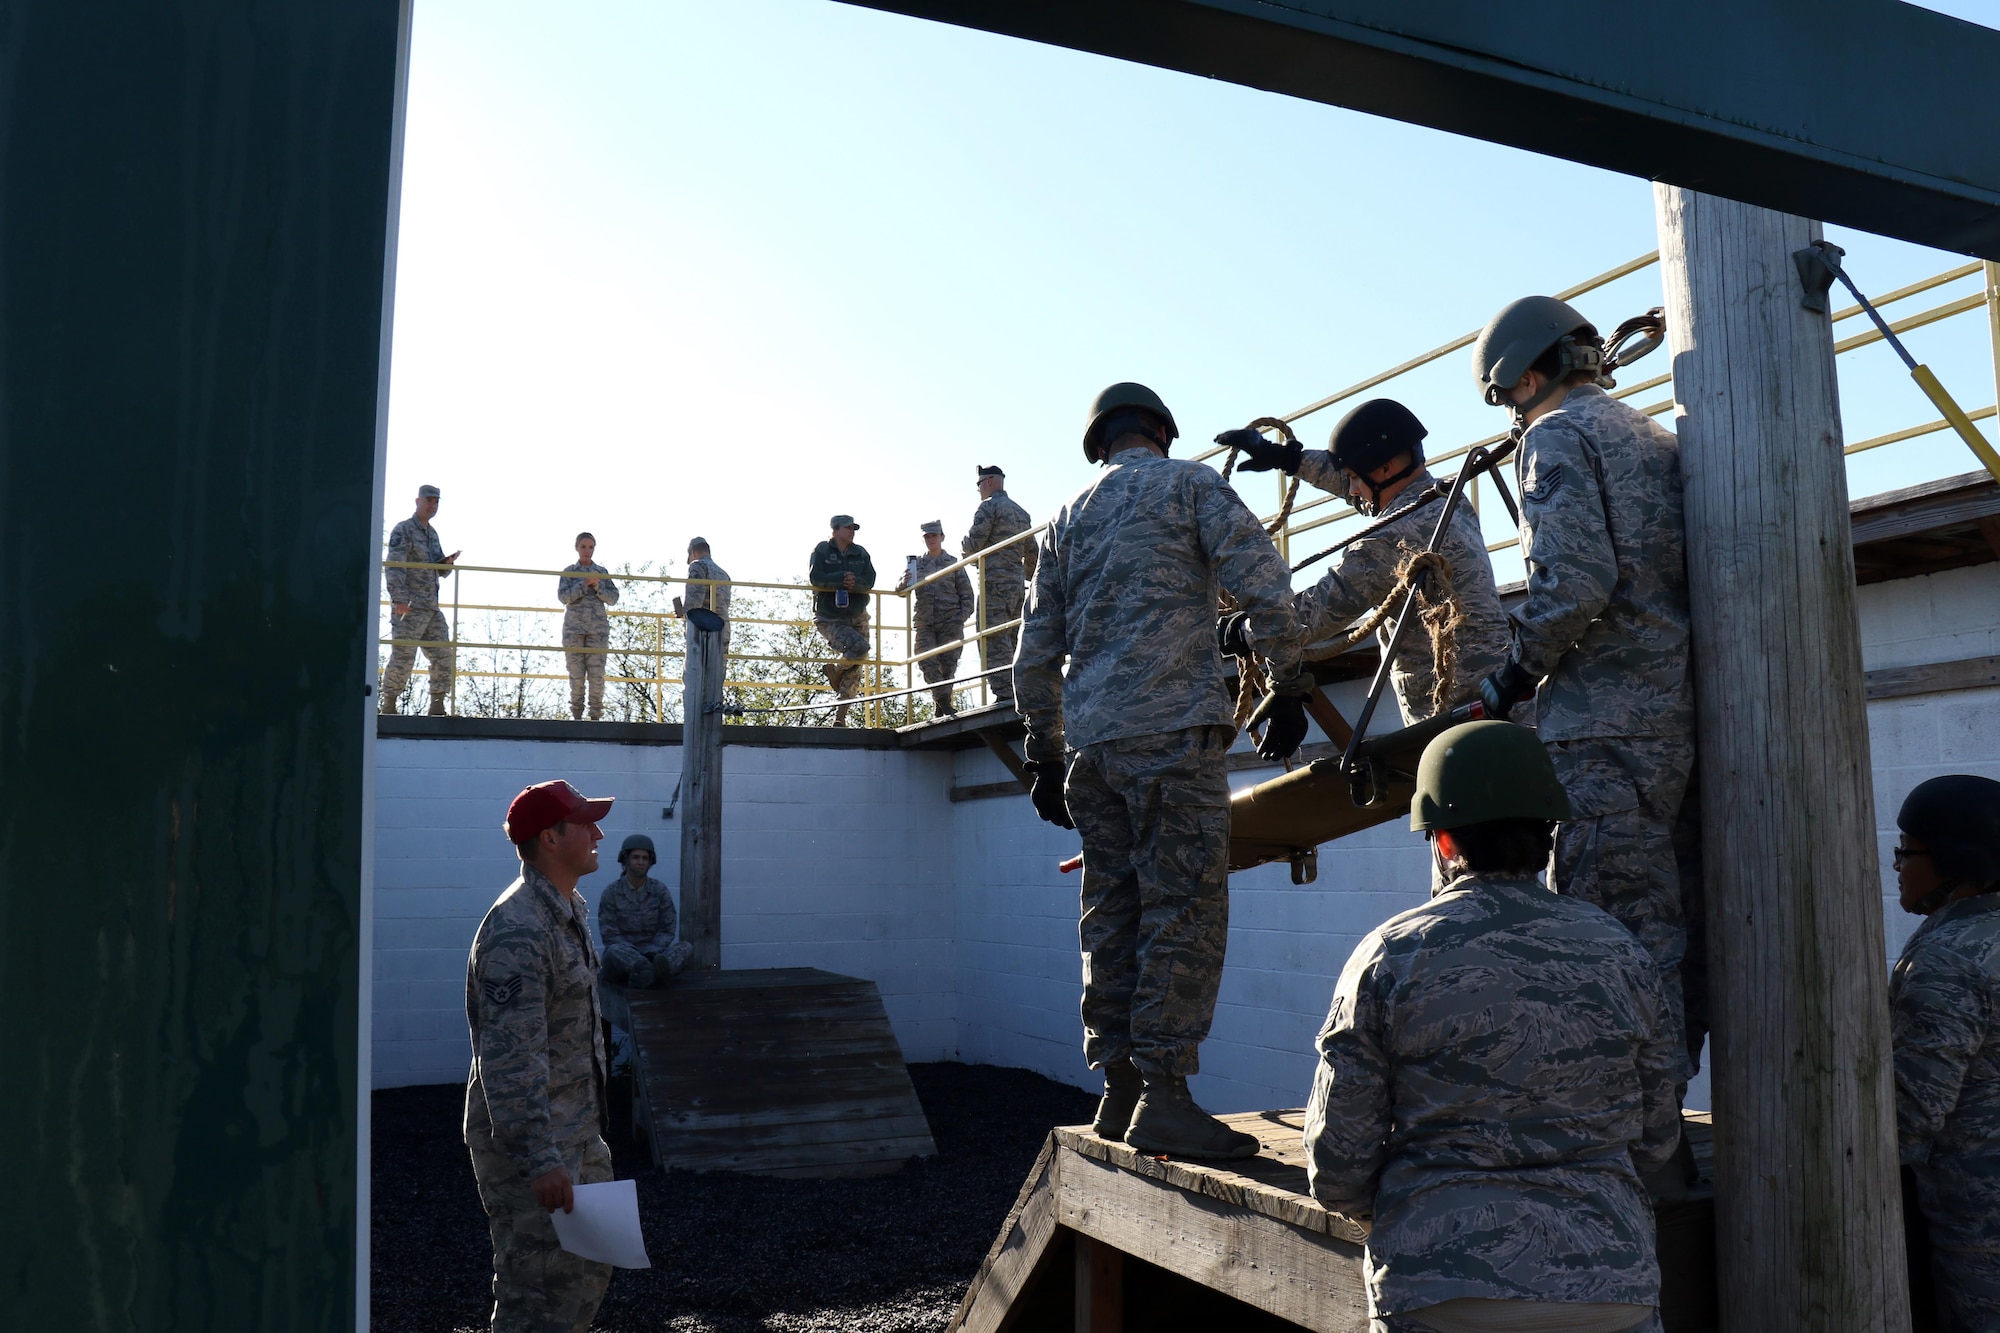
left=374, top=563, right=2000, bottom=1117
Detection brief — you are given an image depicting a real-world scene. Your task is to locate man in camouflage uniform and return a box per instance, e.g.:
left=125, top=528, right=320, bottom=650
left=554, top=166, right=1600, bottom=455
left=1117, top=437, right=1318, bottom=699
left=1307, top=721, right=1679, bottom=1333
left=381, top=483, right=460, bottom=715
left=683, top=537, right=732, bottom=651
left=964, top=464, right=1034, bottom=706
left=1017, top=382, right=1311, bottom=1160
left=901, top=519, right=974, bottom=716
left=598, top=833, right=693, bottom=988
left=1889, top=775, right=2000, bottom=1332
left=809, top=515, right=875, bottom=727
left=558, top=532, right=620, bottom=722
left=465, top=779, right=618, bottom=1333
left=1471, top=297, right=1700, bottom=1090
left=1221, top=398, right=1510, bottom=723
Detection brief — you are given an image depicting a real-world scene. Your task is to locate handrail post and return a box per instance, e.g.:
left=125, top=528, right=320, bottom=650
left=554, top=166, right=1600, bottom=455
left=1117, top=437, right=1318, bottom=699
left=1986, top=260, right=2000, bottom=439
left=679, top=610, right=725, bottom=970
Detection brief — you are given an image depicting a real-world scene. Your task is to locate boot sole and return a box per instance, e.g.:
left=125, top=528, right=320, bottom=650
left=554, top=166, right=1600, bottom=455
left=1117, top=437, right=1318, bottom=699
left=1122, top=1129, right=1260, bottom=1161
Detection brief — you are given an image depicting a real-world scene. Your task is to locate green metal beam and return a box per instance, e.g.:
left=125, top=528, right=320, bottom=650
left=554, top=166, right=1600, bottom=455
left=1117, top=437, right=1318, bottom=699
left=0, top=2, right=406, bottom=1328
left=840, top=0, right=2000, bottom=261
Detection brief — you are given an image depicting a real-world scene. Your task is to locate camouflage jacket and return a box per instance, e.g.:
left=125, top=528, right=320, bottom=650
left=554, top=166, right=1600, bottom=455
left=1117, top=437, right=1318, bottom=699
left=909, top=549, right=974, bottom=628
left=1305, top=870, right=1680, bottom=1315
left=598, top=873, right=680, bottom=957
left=964, top=489, right=1036, bottom=584
left=1511, top=386, right=1693, bottom=740
left=463, top=863, right=607, bottom=1177
left=1291, top=461, right=1512, bottom=721
left=385, top=516, right=450, bottom=609
left=1891, top=892, right=2000, bottom=1252
left=1016, top=451, right=1302, bottom=761
left=685, top=556, right=732, bottom=619
left=557, top=561, right=620, bottom=639
left=809, top=540, right=876, bottom=620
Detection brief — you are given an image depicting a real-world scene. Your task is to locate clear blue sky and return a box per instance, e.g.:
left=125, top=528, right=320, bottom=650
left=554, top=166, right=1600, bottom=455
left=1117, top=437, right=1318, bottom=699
left=384, top=0, right=2000, bottom=596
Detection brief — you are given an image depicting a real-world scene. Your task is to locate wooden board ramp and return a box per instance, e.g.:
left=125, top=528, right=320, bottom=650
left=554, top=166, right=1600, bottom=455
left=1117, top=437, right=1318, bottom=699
left=949, top=1109, right=1718, bottom=1333
left=601, top=967, right=935, bottom=1179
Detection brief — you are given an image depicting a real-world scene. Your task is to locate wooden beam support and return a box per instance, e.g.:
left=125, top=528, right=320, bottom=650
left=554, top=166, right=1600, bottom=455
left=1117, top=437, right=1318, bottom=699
left=679, top=616, right=726, bottom=967
left=1073, top=1233, right=1123, bottom=1333
left=980, top=729, right=1032, bottom=790
left=1654, top=185, right=1909, bottom=1331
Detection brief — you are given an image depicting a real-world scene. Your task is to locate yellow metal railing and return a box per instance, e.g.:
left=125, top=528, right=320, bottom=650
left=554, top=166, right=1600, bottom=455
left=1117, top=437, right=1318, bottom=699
left=381, top=252, right=2000, bottom=723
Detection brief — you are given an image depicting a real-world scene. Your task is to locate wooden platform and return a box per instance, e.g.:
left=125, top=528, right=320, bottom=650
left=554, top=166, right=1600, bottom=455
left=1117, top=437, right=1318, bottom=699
left=601, top=967, right=936, bottom=1179
left=949, top=1109, right=1717, bottom=1333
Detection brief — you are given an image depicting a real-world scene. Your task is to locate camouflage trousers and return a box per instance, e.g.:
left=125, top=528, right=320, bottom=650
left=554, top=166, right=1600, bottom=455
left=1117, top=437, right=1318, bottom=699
left=977, top=575, right=1025, bottom=702
left=601, top=939, right=694, bottom=989
left=1930, top=1247, right=2000, bottom=1333
left=467, top=1131, right=614, bottom=1333
left=814, top=613, right=871, bottom=699
left=381, top=606, right=454, bottom=709
left=1068, top=725, right=1233, bottom=1079
left=913, top=620, right=963, bottom=713
left=1548, top=735, right=1696, bottom=1085
left=564, top=630, right=607, bottom=721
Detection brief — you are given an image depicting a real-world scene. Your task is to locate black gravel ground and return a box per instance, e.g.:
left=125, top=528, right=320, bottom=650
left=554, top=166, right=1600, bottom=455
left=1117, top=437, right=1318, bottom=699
left=371, top=1062, right=1097, bottom=1332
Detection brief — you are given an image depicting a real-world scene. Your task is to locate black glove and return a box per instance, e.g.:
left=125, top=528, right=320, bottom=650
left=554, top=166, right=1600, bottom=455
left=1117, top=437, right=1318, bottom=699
left=1251, top=692, right=1309, bottom=762
left=1022, top=758, right=1074, bottom=829
left=1214, top=428, right=1303, bottom=475
left=1216, top=611, right=1253, bottom=658
left=1478, top=661, right=1537, bottom=721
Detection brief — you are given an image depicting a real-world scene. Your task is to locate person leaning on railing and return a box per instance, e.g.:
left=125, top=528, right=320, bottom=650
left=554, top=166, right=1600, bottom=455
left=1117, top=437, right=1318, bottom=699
left=557, top=532, right=619, bottom=722
left=900, top=519, right=975, bottom=718
left=682, top=536, right=731, bottom=651
left=963, top=463, right=1034, bottom=706
left=808, top=514, right=875, bottom=726
left=380, top=482, right=460, bottom=716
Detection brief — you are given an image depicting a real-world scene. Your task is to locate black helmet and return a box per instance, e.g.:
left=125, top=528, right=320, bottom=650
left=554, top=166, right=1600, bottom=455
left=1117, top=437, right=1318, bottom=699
left=618, top=833, right=658, bottom=863
left=1329, top=398, right=1427, bottom=515
left=1898, top=775, right=2000, bottom=889
left=1082, top=382, right=1179, bottom=464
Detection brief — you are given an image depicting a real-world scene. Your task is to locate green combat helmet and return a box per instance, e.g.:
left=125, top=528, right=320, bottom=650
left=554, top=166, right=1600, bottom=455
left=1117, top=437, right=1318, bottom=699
left=1470, top=295, right=1603, bottom=410
left=1411, top=720, right=1571, bottom=831
left=1082, top=382, right=1180, bottom=463
left=618, top=832, right=657, bottom=863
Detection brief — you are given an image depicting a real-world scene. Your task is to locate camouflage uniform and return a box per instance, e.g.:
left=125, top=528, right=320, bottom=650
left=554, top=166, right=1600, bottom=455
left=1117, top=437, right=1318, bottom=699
left=1892, top=893, right=2000, bottom=1331
left=964, top=487, right=1034, bottom=703
left=557, top=562, right=620, bottom=721
left=1291, top=456, right=1511, bottom=721
left=685, top=555, right=732, bottom=650
left=909, top=549, right=974, bottom=713
left=809, top=539, right=876, bottom=703
left=598, top=872, right=694, bottom=987
left=1305, top=870, right=1680, bottom=1326
left=1017, top=451, right=1301, bottom=1077
left=1511, top=385, right=1698, bottom=1077
left=382, top=515, right=454, bottom=708
left=463, top=862, right=613, bottom=1332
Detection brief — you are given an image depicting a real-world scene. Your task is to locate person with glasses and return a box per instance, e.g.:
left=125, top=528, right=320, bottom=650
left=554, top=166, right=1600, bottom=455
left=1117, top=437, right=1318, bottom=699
left=1890, top=774, right=2000, bottom=1332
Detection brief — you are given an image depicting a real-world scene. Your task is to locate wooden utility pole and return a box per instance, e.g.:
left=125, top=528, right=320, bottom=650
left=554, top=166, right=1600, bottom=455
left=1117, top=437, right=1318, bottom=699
left=680, top=615, right=726, bottom=968
left=1653, top=186, right=1908, bottom=1331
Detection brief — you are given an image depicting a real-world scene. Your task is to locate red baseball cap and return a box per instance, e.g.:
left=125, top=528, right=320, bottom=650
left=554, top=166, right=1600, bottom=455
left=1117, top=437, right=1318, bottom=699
left=504, top=780, right=614, bottom=845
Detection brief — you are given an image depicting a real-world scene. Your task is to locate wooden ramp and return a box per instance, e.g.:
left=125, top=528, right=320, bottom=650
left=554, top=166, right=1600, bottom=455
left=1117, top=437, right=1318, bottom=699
left=602, top=967, right=936, bottom=1179
left=950, top=1109, right=1718, bottom=1333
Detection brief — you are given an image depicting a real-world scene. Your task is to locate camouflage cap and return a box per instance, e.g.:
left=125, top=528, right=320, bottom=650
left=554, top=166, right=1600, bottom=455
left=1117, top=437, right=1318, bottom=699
left=830, top=514, right=859, bottom=529
left=920, top=520, right=944, bottom=535
left=977, top=465, right=1004, bottom=478
left=417, top=484, right=440, bottom=498
left=687, top=535, right=709, bottom=550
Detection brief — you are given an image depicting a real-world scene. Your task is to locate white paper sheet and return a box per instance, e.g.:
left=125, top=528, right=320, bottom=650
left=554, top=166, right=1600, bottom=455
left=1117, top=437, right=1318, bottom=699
left=547, top=1179, right=651, bottom=1269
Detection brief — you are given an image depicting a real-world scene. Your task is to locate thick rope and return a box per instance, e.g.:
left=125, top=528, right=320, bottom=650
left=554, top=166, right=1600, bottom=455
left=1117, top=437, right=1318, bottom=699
left=1340, top=549, right=1465, bottom=716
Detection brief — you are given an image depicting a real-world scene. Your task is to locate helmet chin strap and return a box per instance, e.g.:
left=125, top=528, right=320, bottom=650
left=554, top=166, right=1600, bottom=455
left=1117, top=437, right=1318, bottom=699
left=1492, top=333, right=1604, bottom=436
left=1351, top=454, right=1421, bottom=518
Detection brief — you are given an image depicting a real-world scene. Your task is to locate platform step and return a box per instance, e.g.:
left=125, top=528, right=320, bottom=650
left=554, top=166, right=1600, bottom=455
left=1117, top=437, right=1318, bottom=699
left=606, top=967, right=936, bottom=1180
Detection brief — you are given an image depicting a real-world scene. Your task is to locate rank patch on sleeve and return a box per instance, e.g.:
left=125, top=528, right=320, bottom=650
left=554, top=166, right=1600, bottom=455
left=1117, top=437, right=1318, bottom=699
left=1524, top=464, right=1565, bottom=504
left=482, top=976, right=524, bottom=1007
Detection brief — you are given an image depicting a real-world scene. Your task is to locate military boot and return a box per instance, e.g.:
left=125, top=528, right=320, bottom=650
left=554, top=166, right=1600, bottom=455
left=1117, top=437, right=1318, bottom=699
left=1124, top=1074, right=1259, bottom=1160
left=378, top=695, right=398, bottom=716
left=428, top=695, right=448, bottom=717
left=1091, top=1059, right=1143, bottom=1140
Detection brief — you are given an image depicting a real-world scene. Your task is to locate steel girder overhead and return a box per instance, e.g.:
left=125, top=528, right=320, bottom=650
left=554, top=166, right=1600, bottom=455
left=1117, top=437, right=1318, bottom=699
left=839, top=0, right=2000, bottom=261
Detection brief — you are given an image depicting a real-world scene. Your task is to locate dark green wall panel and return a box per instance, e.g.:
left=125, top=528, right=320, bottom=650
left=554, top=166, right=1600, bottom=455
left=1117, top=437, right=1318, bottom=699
left=0, top=2, right=404, bottom=1328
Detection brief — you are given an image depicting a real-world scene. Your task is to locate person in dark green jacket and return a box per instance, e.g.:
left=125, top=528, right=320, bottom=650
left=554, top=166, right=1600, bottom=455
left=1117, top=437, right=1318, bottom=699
left=809, top=514, right=876, bottom=725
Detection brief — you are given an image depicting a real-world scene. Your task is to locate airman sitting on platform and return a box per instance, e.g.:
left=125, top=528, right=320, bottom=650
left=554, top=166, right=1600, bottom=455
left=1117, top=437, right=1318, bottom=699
left=598, top=833, right=693, bottom=988
left=1306, top=721, right=1680, bottom=1333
